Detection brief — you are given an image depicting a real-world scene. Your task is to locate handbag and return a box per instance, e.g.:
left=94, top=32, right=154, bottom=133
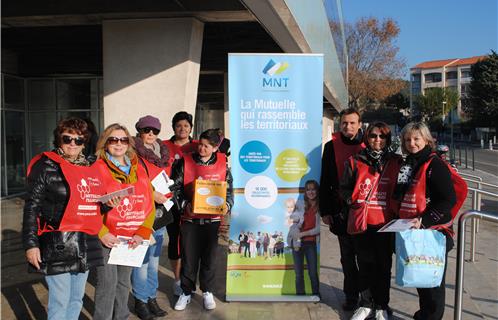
left=153, top=204, right=174, bottom=229
left=347, top=160, right=387, bottom=235
left=395, top=229, right=446, bottom=288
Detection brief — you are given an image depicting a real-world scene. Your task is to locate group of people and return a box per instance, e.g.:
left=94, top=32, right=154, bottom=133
left=22, top=106, right=461, bottom=320
left=320, top=108, right=460, bottom=320
left=237, top=230, right=285, bottom=259
left=23, top=111, right=233, bottom=320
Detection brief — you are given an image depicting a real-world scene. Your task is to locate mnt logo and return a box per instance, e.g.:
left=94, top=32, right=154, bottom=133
left=262, top=59, right=289, bottom=88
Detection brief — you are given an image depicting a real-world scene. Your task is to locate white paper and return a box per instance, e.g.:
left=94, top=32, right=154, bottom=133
left=97, top=186, right=135, bottom=203
left=377, top=219, right=416, bottom=232
left=107, top=236, right=150, bottom=267
left=150, top=170, right=175, bottom=211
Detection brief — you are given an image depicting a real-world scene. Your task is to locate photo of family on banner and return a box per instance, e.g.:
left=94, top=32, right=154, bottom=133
left=227, top=53, right=323, bottom=302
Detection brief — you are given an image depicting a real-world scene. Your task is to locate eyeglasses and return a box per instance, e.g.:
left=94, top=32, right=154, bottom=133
left=62, top=135, right=85, bottom=146
left=107, top=137, right=130, bottom=145
left=368, top=133, right=387, bottom=140
left=139, top=127, right=160, bottom=135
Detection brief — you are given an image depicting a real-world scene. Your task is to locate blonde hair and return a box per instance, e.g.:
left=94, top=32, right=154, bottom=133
left=284, top=198, right=297, bottom=211
left=96, top=123, right=136, bottom=160
left=400, top=122, right=436, bottom=154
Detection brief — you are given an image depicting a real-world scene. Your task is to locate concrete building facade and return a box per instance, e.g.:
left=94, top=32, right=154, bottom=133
left=1, top=0, right=348, bottom=196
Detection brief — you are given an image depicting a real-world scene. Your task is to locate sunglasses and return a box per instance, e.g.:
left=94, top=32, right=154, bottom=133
left=139, top=127, right=160, bottom=135
left=368, top=133, right=387, bottom=140
left=107, top=137, right=130, bottom=145
left=62, top=135, right=85, bottom=146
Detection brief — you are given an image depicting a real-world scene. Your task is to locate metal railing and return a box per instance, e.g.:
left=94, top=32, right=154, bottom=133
left=466, top=187, right=498, bottom=261
left=454, top=210, right=498, bottom=320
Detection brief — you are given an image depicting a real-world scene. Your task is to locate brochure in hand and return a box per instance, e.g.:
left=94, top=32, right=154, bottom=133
left=97, top=186, right=135, bottom=203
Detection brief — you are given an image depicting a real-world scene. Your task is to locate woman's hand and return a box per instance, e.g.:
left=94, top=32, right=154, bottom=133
left=153, top=191, right=168, bottom=204
left=106, top=196, right=122, bottom=208
left=101, top=233, right=120, bottom=248
left=411, top=217, right=422, bottom=229
left=129, top=235, right=144, bottom=249
left=26, top=247, right=42, bottom=270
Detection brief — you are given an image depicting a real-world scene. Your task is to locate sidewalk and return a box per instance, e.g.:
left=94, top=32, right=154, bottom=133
left=2, top=168, right=497, bottom=320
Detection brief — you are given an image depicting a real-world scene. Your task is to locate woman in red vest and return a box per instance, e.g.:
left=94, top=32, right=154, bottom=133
left=340, top=122, right=401, bottom=320
left=92, top=123, right=155, bottom=320
left=131, top=115, right=171, bottom=319
left=292, top=180, right=321, bottom=296
left=162, top=111, right=197, bottom=295
left=23, top=118, right=104, bottom=320
left=170, top=129, right=233, bottom=311
left=393, top=122, right=456, bottom=320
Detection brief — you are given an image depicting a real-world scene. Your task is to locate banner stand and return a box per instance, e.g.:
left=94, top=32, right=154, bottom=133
left=227, top=53, right=324, bottom=302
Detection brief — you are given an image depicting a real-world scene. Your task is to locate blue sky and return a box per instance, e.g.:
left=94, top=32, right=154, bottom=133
left=341, top=0, right=498, bottom=74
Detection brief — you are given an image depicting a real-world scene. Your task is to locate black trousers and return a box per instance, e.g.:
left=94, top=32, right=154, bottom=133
left=338, top=234, right=359, bottom=300
left=180, top=221, right=220, bottom=295
left=352, top=228, right=393, bottom=309
left=414, top=235, right=453, bottom=320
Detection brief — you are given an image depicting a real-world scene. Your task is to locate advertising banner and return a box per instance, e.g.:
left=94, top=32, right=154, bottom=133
left=227, top=54, right=323, bottom=301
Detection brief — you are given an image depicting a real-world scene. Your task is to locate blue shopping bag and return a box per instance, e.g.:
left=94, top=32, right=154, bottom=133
left=395, top=229, right=446, bottom=288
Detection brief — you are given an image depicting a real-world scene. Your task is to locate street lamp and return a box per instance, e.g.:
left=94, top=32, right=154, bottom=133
left=442, top=101, right=447, bottom=143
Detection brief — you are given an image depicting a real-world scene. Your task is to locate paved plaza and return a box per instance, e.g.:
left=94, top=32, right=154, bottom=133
left=1, top=167, right=497, bottom=320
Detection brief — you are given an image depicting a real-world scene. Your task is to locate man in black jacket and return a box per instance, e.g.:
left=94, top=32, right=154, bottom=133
left=319, top=108, right=365, bottom=311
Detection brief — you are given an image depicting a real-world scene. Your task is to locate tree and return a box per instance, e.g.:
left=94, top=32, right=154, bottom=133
left=331, top=17, right=407, bottom=110
left=462, top=51, right=498, bottom=130
left=414, top=87, right=459, bottom=126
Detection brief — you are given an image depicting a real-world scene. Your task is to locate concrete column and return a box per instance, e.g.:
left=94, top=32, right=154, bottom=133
left=103, top=18, right=204, bottom=138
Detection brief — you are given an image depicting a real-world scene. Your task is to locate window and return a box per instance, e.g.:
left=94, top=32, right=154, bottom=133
left=461, top=69, right=471, bottom=78
left=446, top=71, right=457, bottom=80
left=424, top=73, right=442, bottom=83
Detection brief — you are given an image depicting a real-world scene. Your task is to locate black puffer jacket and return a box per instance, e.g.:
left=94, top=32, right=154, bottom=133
left=22, top=154, right=103, bottom=275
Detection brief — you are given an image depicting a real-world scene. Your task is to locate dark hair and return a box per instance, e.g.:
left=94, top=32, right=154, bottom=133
left=53, top=117, right=89, bottom=148
left=199, top=129, right=221, bottom=147
left=339, top=107, right=362, bottom=122
left=364, top=121, right=392, bottom=147
left=171, top=111, right=193, bottom=130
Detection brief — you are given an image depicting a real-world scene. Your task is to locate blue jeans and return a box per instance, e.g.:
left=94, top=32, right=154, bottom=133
left=131, top=227, right=166, bottom=302
left=292, top=241, right=319, bottom=295
left=45, top=271, right=89, bottom=320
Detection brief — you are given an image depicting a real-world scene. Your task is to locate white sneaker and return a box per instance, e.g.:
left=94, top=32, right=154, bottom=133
left=174, top=293, right=191, bottom=311
left=202, top=292, right=216, bottom=310
left=173, top=280, right=183, bottom=296
left=375, top=309, right=388, bottom=320
left=351, top=307, right=374, bottom=320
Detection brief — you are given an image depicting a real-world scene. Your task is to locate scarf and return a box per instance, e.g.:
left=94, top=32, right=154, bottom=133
left=393, top=145, right=433, bottom=200
left=106, top=152, right=132, bottom=175
left=56, top=148, right=90, bottom=166
left=365, top=147, right=387, bottom=173
left=133, top=137, right=169, bottom=168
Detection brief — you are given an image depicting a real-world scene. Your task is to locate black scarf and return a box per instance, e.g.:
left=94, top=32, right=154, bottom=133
left=365, top=147, right=387, bottom=173
left=393, top=145, right=433, bottom=200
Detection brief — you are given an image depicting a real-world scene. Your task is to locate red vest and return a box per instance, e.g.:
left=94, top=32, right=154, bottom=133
left=350, top=157, right=401, bottom=226
left=140, top=156, right=169, bottom=182
left=27, top=152, right=104, bottom=235
left=163, top=140, right=199, bottom=167
left=332, top=132, right=366, bottom=180
left=95, top=159, right=153, bottom=237
left=183, top=154, right=227, bottom=220
left=301, top=206, right=318, bottom=242
left=398, top=155, right=468, bottom=236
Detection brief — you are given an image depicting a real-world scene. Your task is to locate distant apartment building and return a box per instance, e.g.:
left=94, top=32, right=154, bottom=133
left=410, top=56, right=486, bottom=115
